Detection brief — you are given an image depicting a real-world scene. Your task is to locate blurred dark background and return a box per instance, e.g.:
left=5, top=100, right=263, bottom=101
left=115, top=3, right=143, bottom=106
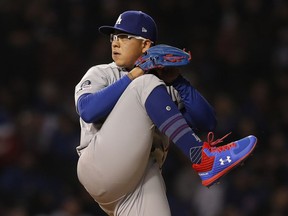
left=0, top=0, right=287, bottom=215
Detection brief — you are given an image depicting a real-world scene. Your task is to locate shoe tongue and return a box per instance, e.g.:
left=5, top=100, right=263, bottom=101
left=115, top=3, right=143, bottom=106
left=203, top=142, right=211, bottom=149
left=202, top=143, right=211, bottom=157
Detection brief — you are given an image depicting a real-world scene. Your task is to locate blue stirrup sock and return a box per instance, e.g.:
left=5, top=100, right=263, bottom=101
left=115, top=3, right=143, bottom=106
left=145, top=85, right=203, bottom=164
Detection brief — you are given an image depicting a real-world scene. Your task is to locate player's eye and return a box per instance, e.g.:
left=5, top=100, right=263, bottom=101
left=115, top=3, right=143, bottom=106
left=117, top=34, right=130, bottom=40
left=110, top=34, right=130, bottom=42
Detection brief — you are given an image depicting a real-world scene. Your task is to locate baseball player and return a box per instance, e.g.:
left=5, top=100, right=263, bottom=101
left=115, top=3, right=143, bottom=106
left=74, top=10, right=257, bottom=216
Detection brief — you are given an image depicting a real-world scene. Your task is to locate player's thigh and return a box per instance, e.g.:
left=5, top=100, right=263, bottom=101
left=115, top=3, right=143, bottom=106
left=78, top=76, right=164, bottom=204
left=95, top=83, right=155, bottom=181
left=89, top=75, right=165, bottom=183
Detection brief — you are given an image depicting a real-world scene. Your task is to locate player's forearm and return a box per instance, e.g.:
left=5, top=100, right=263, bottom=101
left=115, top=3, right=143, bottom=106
left=77, top=75, right=131, bottom=123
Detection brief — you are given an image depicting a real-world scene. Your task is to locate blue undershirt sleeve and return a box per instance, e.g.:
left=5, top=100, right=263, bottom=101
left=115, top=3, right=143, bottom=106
left=172, top=75, right=217, bottom=131
left=77, top=75, right=132, bottom=123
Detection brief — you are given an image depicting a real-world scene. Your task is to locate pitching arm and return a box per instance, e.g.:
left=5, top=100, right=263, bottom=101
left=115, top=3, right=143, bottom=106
left=77, top=75, right=131, bottom=123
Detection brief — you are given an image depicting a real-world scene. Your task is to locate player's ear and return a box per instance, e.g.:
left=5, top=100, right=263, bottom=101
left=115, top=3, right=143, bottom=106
left=141, top=40, right=153, bottom=53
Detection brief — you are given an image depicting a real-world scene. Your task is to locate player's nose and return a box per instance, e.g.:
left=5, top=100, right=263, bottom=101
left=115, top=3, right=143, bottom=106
left=111, top=40, right=120, bottom=48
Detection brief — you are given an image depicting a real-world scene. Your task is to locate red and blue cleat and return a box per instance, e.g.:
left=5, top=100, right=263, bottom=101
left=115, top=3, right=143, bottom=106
left=192, top=132, right=257, bottom=187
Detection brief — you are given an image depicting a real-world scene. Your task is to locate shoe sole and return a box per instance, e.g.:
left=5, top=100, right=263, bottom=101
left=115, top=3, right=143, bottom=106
left=202, top=138, right=257, bottom=187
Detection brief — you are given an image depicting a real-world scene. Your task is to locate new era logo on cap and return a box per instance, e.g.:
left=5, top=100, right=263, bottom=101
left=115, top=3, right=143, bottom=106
left=99, top=11, right=158, bottom=43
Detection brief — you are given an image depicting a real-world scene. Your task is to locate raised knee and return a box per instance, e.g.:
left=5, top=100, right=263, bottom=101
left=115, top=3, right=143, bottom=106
left=131, top=74, right=164, bottom=89
left=128, top=74, right=165, bottom=104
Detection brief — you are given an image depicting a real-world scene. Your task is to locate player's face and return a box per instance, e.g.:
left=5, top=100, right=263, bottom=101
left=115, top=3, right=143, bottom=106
left=111, top=34, right=152, bottom=70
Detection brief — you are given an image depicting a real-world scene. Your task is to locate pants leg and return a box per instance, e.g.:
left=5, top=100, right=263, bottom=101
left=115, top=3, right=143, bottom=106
left=77, top=75, right=167, bottom=212
left=115, top=160, right=171, bottom=216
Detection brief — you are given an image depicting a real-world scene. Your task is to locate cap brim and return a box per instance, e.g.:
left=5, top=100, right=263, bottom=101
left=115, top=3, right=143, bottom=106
left=99, top=26, right=132, bottom=35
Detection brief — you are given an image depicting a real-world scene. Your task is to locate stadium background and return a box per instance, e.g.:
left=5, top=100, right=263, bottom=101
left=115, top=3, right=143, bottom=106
left=0, top=0, right=287, bottom=215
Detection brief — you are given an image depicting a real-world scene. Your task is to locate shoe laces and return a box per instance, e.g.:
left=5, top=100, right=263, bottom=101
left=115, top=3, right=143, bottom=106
left=206, top=132, right=235, bottom=152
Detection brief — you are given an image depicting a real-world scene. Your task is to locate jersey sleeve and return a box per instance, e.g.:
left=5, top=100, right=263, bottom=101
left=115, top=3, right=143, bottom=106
left=74, top=65, right=131, bottom=123
left=172, top=75, right=217, bottom=131
left=75, top=66, right=108, bottom=103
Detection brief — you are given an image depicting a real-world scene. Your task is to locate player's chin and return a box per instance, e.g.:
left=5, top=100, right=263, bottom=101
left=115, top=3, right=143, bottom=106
left=114, top=60, right=133, bottom=70
left=112, top=56, right=123, bottom=66
left=114, top=61, right=124, bottom=68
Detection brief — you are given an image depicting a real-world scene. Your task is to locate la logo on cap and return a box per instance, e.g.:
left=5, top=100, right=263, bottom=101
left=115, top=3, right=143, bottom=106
left=116, top=15, right=122, bottom=25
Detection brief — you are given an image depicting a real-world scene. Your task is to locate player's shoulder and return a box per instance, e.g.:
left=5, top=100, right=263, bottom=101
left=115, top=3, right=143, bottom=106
left=78, top=62, right=126, bottom=88
left=83, top=62, right=126, bottom=82
left=87, top=62, right=119, bottom=74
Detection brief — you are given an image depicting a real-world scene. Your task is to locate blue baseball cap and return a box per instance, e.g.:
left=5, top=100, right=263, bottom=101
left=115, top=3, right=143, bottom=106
left=99, top=10, right=158, bottom=43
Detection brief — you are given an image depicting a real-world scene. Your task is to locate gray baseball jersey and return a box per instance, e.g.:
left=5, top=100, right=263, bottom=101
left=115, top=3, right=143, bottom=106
left=75, top=62, right=183, bottom=216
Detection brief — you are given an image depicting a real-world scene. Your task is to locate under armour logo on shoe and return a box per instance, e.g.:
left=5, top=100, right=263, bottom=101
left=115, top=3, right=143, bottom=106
left=219, top=156, right=231, bottom=165
left=116, top=15, right=122, bottom=25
